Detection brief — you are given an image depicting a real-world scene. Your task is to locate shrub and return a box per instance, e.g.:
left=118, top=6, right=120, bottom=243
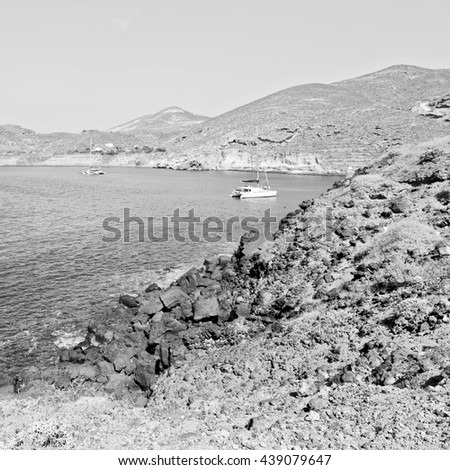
left=3, top=420, right=72, bottom=449
left=356, top=219, right=440, bottom=262
left=436, top=190, right=450, bottom=204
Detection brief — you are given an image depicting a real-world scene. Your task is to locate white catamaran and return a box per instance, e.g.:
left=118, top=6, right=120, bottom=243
left=230, top=169, right=277, bottom=199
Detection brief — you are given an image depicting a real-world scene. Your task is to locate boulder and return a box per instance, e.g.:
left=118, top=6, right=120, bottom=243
left=390, top=197, right=410, bottom=214
left=193, top=296, right=221, bottom=321
left=138, top=296, right=163, bottom=316
left=147, top=311, right=186, bottom=345
left=145, top=283, right=161, bottom=293
left=119, top=294, right=140, bottom=308
left=103, top=373, right=131, bottom=395
left=134, top=358, right=158, bottom=391
left=67, top=364, right=98, bottom=381
left=204, top=257, right=219, bottom=273
left=437, top=242, right=450, bottom=257
left=171, top=299, right=193, bottom=320
left=95, top=359, right=114, bottom=377
left=157, top=342, right=171, bottom=370
left=113, top=351, right=135, bottom=373
left=210, top=266, right=223, bottom=281
left=159, top=287, right=190, bottom=309
left=218, top=254, right=233, bottom=267
left=101, top=340, right=130, bottom=364
left=176, top=268, right=201, bottom=293
left=236, top=303, right=252, bottom=318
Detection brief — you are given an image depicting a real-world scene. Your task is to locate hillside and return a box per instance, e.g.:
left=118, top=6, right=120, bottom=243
left=1, top=138, right=449, bottom=449
left=164, top=65, right=450, bottom=173
left=0, top=126, right=150, bottom=164
left=0, top=107, right=208, bottom=165
left=1, top=65, right=449, bottom=173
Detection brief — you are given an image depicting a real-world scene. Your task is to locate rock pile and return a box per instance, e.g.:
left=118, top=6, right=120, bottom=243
left=56, top=254, right=236, bottom=402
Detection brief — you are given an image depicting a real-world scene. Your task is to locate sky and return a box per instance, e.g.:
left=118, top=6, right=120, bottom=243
left=0, top=0, right=449, bottom=133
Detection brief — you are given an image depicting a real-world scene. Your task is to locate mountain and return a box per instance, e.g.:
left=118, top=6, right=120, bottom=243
left=1, top=66, right=449, bottom=172
left=109, top=106, right=209, bottom=139
left=164, top=65, right=450, bottom=173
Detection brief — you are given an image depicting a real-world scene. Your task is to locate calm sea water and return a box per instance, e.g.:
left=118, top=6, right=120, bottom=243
left=0, top=166, right=339, bottom=377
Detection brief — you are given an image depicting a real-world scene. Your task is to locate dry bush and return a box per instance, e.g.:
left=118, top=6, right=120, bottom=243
left=1, top=419, right=73, bottom=450
left=357, top=219, right=440, bottom=262
left=356, top=219, right=441, bottom=289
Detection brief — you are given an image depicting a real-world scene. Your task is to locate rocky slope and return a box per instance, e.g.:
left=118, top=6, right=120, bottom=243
left=2, top=139, right=449, bottom=449
left=164, top=65, right=450, bottom=173
left=0, top=108, right=206, bottom=165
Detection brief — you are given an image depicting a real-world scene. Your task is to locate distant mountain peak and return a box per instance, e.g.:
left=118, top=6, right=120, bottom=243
left=159, top=106, right=185, bottom=113
left=109, top=106, right=209, bottom=135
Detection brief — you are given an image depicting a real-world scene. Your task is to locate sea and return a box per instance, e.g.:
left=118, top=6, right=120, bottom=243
left=0, top=166, right=340, bottom=378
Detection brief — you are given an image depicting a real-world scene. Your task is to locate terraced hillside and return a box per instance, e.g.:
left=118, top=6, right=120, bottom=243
left=165, top=65, right=450, bottom=173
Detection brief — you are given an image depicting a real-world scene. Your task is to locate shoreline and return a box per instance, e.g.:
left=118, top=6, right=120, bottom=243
left=0, top=162, right=346, bottom=177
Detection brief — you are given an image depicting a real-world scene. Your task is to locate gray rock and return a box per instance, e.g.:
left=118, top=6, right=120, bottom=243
left=134, top=359, right=157, bottom=390
left=138, top=296, right=163, bottom=316
left=159, top=287, right=190, bottom=309
left=176, top=268, right=201, bottom=293
left=119, top=294, right=139, bottom=308
left=390, top=198, right=410, bottom=214
left=147, top=311, right=186, bottom=345
left=193, top=296, right=221, bottom=321
left=204, top=257, right=219, bottom=273
left=437, top=243, right=450, bottom=256
left=113, top=352, right=135, bottom=373
left=218, top=254, right=233, bottom=267
left=210, top=266, right=223, bottom=281
left=145, top=283, right=161, bottom=293
left=68, top=364, right=98, bottom=381
left=103, top=373, right=130, bottom=394
left=236, top=303, right=251, bottom=318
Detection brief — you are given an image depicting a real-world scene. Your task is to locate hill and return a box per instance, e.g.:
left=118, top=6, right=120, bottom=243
left=109, top=106, right=209, bottom=141
left=164, top=65, right=450, bottom=173
left=1, top=65, right=449, bottom=173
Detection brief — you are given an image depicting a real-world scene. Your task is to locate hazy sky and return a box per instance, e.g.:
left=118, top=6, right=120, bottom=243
left=1, top=0, right=449, bottom=133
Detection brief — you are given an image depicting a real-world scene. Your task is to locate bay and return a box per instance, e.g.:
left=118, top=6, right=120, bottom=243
left=0, top=166, right=339, bottom=376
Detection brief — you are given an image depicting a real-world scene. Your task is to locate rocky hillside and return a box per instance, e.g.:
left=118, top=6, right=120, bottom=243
left=2, top=139, right=449, bottom=449
left=0, top=126, right=150, bottom=164
left=0, top=107, right=207, bottom=164
left=164, top=65, right=450, bottom=173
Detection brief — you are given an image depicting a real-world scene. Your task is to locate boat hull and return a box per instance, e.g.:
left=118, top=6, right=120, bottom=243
left=240, top=190, right=277, bottom=199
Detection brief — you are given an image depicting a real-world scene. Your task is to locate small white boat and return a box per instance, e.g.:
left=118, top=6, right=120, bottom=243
left=81, top=167, right=105, bottom=176
left=81, top=137, right=106, bottom=175
left=230, top=169, right=277, bottom=199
